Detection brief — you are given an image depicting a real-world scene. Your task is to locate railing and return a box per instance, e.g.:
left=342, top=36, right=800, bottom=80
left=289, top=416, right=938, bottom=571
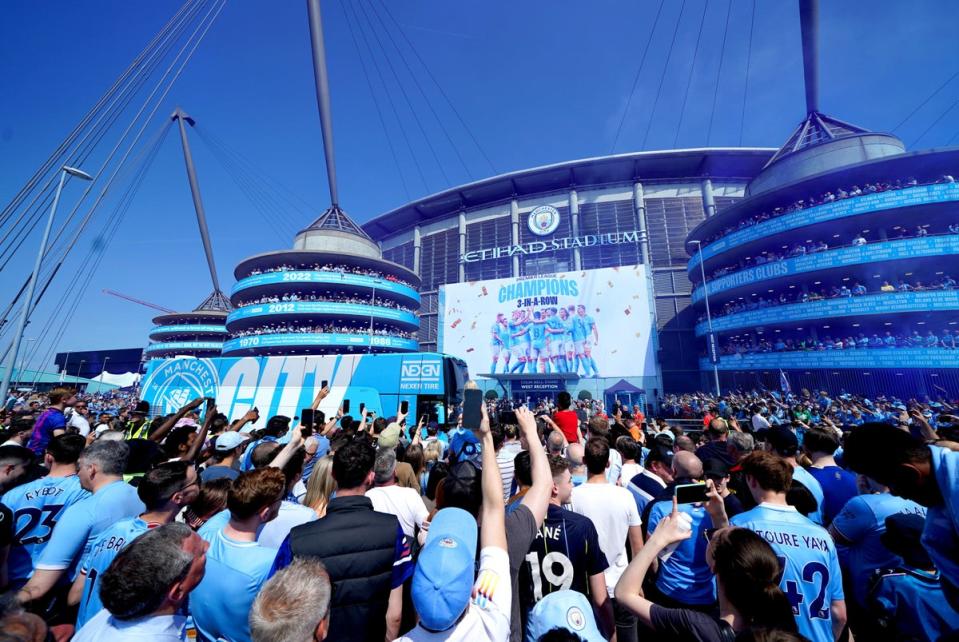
left=700, top=347, right=959, bottom=370
left=231, top=270, right=420, bottom=302
left=691, top=235, right=959, bottom=303
left=695, top=290, right=959, bottom=335
left=688, top=182, right=959, bottom=271
left=145, top=341, right=223, bottom=354
left=221, top=332, right=419, bottom=354
left=149, top=324, right=227, bottom=335
left=226, top=301, right=419, bottom=328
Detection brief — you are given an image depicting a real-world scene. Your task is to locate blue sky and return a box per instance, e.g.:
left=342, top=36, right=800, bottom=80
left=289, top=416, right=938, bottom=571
left=1, top=0, right=958, bottom=370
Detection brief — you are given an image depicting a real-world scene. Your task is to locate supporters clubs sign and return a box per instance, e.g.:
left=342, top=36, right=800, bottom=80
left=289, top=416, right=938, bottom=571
left=694, top=235, right=959, bottom=301
left=439, top=266, right=658, bottom=378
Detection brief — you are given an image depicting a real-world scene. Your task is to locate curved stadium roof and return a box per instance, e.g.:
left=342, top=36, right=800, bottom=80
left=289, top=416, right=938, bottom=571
left=361, top=147, right=776, bottom=238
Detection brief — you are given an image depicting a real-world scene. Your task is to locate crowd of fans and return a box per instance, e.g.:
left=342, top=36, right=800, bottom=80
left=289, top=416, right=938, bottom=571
left=231, top=322, right=418, bottom=340
left=235, top=292, right=416, bottom=313
left=720, top=327, right=958, bottom=355
left=1, top=384, right=958, bottom=642
left=244, top=262, right=415, bottom=289
left=698, top=174, right=956, bottom=246
left=705, top=222, right=954, bottom=282
left=702, top=273, right=957, bottom=322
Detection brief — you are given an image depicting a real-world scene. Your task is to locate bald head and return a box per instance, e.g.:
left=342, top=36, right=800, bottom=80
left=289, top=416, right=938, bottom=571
left=673, top=435, right=695, bottom=453
left=672, top=451, right=703, bottom=480
left=566, top=442, right=585, bottom=469
left=707, top=418, right=728, bottom=441
left=547, top=430, right=565, bottom=454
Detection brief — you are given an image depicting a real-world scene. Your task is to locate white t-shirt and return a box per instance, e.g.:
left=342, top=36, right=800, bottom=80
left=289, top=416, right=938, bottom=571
left=605, top=449, right=623, bottom=484
left=291, top=479, right=307, bottom=503
left=258, top=501, right=316, bottom=549
left=618, top=462, right=643, bottom=487
left=570, top=482, right=642, bottom=596
left=396, top=547, right=511, bottom=642
left=73, top=609, right=186, bottom=641
left=496, top=444, right=521, bottom=501
left=68, top=413, right=91, bottom=437
left=751, top=413, right=770, bottom=431
left=366, top=484, right=429, bottom=538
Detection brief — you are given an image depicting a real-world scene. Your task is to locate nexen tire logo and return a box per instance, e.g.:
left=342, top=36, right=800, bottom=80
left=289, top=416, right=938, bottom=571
left=401, top=362, right=441, bottom=379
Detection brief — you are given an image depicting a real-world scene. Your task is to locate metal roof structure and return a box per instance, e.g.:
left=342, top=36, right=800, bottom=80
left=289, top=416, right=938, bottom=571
left=362, top=148, right=776, bottom=238
left=194, top=290, right=232, bottom=312
left=763, top=112, right=870, bottom=168
left=299, top=204, right=375, bottom=242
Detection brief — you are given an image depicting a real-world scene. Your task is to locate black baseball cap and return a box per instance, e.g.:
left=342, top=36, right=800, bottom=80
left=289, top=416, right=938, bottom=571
left=266, top=415, right=291, bottom=432
left=765, top=426, right=799, bottom=456
left=702, top=458, right=729, bottom=480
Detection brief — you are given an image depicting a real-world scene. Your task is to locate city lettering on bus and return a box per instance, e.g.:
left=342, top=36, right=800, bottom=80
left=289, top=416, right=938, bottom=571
left=139, top=353, right=466, bottom=426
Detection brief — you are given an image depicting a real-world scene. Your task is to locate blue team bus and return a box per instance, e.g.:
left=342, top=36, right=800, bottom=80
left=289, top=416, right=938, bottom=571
left=139, top=352, right=468, bottom=425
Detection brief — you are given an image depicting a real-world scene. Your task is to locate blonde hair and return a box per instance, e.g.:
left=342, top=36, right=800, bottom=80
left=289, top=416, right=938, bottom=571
left=303, top=456, right=335, bottom=517
left=424, top=440, right=443, bottom=463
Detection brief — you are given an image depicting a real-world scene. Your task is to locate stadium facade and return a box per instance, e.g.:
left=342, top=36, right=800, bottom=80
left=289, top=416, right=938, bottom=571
left=686, top=115, right=959, bottom=397
left=361, top=149, right=775, bottom=394
left=223, top=206, right=421, bottom=357
left=146, top=309, right=227, bottom=360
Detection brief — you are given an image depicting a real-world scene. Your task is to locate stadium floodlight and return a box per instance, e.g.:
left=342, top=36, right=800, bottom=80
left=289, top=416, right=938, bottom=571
left=0, top=165, right=94, bottom=401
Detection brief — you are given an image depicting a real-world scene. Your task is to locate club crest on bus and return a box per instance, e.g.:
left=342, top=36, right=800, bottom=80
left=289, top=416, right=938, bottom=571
left=140, top=358, right=219, bottom=415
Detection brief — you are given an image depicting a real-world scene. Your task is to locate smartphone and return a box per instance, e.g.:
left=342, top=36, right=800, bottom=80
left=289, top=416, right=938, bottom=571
left=321, top=379, right=328, bottom=389
left=301, top=409, right=316, bottom=428
left=359, top=402, right=366, bottom=414
left=342, top=399, right=350, bottom=414
left=462, top=388, right=483, bottom=430
left=400, top=400, right=409, bottom=415
left=675, top=483, right=708, bottom=504
left=205, top=397, right=215, bottom=412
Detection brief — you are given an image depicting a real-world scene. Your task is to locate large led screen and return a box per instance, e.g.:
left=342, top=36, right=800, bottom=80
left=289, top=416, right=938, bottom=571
left=439, top=266, right=657, bottom=378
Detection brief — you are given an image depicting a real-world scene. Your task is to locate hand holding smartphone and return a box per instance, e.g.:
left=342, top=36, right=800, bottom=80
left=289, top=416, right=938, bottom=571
left=462, top=389, right=483, bottom=431
left=674, top=483, right=708, bottom=504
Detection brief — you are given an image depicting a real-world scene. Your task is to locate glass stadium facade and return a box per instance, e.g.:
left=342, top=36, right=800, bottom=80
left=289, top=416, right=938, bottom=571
left=362, top=149, right=774, bottom=393
left=686, top=115, right=959, bottom=396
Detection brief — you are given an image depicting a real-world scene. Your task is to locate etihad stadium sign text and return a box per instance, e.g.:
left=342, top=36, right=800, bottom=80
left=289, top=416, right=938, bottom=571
left=460, top=230, right=640, bottom=263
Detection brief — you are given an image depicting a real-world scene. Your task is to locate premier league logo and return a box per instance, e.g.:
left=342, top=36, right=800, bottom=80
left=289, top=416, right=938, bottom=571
left=140, top=358, right=219, bottom=415
left=527, top=205, right=560, bottom=236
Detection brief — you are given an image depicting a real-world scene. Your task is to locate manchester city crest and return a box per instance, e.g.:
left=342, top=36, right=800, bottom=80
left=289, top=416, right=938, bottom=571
left=139, top=358, right=219, bottom=415
left=527, top=205, right=560, bottom=236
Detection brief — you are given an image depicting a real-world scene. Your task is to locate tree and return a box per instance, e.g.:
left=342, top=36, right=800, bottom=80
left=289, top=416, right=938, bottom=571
left=484, top=389, right=499, bottom=401
left=577, top=389, right=592, bottom=401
